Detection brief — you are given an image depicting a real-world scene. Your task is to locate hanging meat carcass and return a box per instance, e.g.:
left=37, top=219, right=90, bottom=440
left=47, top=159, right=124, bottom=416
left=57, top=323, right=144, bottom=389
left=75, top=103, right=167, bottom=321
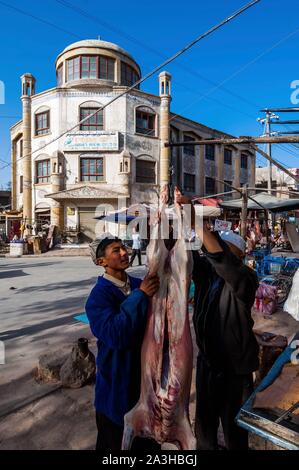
left=122, top=186, right=196, bottom=450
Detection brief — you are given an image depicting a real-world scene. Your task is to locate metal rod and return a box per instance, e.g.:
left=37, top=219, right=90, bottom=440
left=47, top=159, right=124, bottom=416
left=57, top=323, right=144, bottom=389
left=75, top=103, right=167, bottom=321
left=192, top=190, right=236, bottom=200
left=253, top=146, right=299, bottom=183
left=274, top=130, right=299, bottom=135
left=214, top=178, right=266, bottom=210
left=270, top=120, right=299, bottom=125
left=247, top=187, right=299, bottom=196
left=260, top=108, right=299, bottom=113
left=165, top=136, right=299, bottom=146
left=275, top=401, right=299, bottom=424
left=166, top=140, right=299, bottom=183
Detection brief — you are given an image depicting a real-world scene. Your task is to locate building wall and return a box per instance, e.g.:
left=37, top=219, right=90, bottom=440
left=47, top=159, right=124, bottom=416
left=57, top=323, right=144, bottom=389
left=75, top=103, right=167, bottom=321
left=256, top=166, right=299, bottom=198
left=11, top=39, right=255, bottom=233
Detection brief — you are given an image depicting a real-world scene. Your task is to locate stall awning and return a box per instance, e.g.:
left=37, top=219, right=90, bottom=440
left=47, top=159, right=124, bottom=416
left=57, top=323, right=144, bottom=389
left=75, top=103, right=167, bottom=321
left=95, top=209, right=136, bottom=224
left=35, top=208, right=50, bottom=214
left=220, top=192, right=299, bottom=212
left=94, top=203, right=221, bottom=224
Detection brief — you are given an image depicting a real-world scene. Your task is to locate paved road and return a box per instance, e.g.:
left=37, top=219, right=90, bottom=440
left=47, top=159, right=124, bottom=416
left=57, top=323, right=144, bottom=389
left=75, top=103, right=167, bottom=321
left=0, top=256, right=146, bottom=385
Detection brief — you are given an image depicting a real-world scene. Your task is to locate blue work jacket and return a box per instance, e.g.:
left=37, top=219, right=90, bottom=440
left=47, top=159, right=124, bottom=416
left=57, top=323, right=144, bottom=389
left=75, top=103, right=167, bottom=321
left=85, top=275, right=148, bottom=426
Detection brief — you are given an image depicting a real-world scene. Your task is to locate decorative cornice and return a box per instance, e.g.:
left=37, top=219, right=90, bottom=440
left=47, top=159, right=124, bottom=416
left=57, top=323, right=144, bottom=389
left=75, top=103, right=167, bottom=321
left=45, top=185, right=129, bottom=200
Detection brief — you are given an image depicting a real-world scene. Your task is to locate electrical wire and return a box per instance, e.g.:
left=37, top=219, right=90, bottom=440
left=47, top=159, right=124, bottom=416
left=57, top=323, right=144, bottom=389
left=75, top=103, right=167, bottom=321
left=13, top=0, right=261, bottom=179
left=0, top=0, right=81, bottom=39
left=55, top=0, right=261, bottom=111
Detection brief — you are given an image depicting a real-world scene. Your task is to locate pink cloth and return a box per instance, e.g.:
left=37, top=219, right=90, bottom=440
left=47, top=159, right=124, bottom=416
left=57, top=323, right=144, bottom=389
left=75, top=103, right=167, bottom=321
left=255, top=282, right=278, bottom=314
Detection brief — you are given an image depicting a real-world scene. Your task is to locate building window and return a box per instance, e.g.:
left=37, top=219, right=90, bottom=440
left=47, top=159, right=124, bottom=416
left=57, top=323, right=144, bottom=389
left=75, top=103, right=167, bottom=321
left=66, top=56, right=115, bottom=82
left=205, top=177, right=215, bottom=195
left=224, top=148, right=232, bottom=165
left=81, top=56, right=97, bottom=79
left=136, top=160, right=156, bottom=183
left=36, top=159, right=50, bottom=183
left=136, top=110, right=155, bottom=136
left=80, top=158, right=104, bottom=181
left=183, top=135, right=195, bottom=156
left=80, top=108, right=103, bottom=131
left=205, top=144, right=215, bottom=161
left=57, top=64, right=63, bottom=86
left=99, top=56, right=115, bottom=80
left=20, top=139, right=23, bottom=158
left=241, top=153, right=248, bottom=169
left=256, top=180, right=268, bottom=189
left=224, top=180, right=232, bottom=194
left=20, top=175, right=23, bottom=193
left=121, top=62, right=140, bottom=87
left=67, top=57, right=80, bottom=81
left=35, top=111, right=50, bottom=136
left=184, top=173, right=195, bottom=192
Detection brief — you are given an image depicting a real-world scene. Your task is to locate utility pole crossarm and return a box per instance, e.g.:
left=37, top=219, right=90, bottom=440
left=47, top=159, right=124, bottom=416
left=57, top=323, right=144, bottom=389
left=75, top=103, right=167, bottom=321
left=165, top=135, right=299, bottom=146
left=165, top=136, right=299, bottom=184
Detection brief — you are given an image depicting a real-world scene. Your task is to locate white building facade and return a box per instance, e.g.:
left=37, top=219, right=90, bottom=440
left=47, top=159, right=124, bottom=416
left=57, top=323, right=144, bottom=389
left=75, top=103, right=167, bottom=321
left=256, top=166, right=299, bottom=196
left=10, top=39, right=255, bottom=242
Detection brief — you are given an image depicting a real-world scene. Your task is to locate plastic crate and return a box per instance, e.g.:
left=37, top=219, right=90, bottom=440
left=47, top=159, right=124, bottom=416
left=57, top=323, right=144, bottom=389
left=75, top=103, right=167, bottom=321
left=281, top=258, right=299, bottom=275
left=252, top=248, right=272, bottom=276
left=262, top=256, right=285, bottom=275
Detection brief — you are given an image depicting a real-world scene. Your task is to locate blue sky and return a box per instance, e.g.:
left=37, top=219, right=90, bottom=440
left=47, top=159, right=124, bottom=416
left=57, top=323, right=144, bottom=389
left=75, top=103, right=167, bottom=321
left=1, top=0, right=299, bottom=188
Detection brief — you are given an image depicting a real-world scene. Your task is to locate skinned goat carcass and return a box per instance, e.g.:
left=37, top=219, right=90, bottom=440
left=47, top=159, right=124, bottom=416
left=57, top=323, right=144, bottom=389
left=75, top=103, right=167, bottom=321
left=122, top=186, right=196, bottom=450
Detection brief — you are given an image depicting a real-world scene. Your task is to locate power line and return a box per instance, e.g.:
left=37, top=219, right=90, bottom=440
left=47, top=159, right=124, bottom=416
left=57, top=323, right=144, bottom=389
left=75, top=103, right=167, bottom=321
left=0, top=0, right=81, bottom=39
left=0, top=0, right=260, bottom=132
left=55, top=0, right=261, bottom=111
left=15, top=0, right=261, bottom=176
left=0, top=115, right=21, bottom=119
left=276, top=143, right=299, bottom=158
left=165, top=23, right=299, bottom=134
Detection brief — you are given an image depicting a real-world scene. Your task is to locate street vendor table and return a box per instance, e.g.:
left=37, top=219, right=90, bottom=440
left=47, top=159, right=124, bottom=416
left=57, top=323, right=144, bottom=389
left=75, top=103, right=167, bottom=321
left=236, top=331, right=299, bottom=450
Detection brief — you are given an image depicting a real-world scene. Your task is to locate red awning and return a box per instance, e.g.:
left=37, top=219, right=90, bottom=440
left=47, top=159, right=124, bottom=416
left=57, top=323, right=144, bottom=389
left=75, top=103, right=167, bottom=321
left=194, top=198, right=221, bottom=207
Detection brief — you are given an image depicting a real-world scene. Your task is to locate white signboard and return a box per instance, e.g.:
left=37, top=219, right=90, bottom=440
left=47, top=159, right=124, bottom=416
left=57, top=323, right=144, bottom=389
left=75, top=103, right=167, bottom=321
left=214, top=219, right=232, bottom=232
left=64, top=131, right=119, bottom=151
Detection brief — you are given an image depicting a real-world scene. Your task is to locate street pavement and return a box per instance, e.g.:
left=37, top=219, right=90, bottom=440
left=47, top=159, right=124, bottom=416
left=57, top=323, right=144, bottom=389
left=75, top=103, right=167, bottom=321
left=0, top=256, right=146, bottom=385
left=0, top=255, right=297, bottom=449
left=0, top=256, right=149, bottom=449
left=0, top=254, right=188, bottom=451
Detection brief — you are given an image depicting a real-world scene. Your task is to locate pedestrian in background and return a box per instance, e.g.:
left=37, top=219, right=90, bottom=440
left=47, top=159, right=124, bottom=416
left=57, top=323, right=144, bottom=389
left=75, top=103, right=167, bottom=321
left=129, top=226, right=142, bottom=267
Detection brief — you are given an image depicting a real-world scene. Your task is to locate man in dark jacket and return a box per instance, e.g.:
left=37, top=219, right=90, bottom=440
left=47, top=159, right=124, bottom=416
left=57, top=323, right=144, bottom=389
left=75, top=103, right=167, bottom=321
left=176, top=196, right=259, bottom=450
left=85, top=233, right=160, bottom=450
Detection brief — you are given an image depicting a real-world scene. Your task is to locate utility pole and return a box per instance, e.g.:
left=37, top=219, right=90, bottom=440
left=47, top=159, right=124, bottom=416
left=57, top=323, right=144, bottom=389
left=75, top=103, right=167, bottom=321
left=240, top=184, right=248, bottom=239
left=266, top=111, right=272, bottom=193
left=257, top=110, right=279, bottom=194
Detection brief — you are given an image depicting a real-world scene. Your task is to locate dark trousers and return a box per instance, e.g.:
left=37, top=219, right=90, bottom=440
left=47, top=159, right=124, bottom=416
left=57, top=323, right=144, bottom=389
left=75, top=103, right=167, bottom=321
left=195, top=354, right=253, bottom=450
left=129, top=249, right=142, bottom=266
left=96, top=412, right=161, bottom=451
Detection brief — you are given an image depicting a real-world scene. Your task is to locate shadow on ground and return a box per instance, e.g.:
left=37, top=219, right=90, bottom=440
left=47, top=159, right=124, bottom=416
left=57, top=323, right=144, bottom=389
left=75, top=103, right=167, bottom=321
left=0, top=270, right=29, bottom=279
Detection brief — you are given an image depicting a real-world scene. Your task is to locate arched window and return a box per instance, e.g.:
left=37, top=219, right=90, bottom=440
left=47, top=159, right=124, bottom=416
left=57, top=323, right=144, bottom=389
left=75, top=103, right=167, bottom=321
left=66, top=55, right=115, bottom=82
left=121, top=62, right=140, bottom=88
left=241, top=153, right=248, bottom=169
left=34, top=106, right=50, bottom=136
left=135, top=106, right=156, bottom=137
left=224, top=148, right=232, bottom=165
left=79, top=101, right=103, bottom=131
left=57, top=64, right=63, bottom=86
left=35, top=154, right=51, bottom=184
left=183, top=132, right=201, bottom=157
left=136, top=155, right=156, bottom=184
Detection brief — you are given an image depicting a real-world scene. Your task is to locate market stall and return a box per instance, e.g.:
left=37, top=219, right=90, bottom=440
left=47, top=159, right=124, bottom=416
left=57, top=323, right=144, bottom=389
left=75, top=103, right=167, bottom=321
left=236, top=331, right=299, bottom=450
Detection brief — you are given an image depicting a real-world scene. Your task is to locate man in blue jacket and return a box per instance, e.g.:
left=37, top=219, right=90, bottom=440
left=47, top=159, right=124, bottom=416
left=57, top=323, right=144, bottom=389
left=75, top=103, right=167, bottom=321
left=85, top=233, right=160, bottom=450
